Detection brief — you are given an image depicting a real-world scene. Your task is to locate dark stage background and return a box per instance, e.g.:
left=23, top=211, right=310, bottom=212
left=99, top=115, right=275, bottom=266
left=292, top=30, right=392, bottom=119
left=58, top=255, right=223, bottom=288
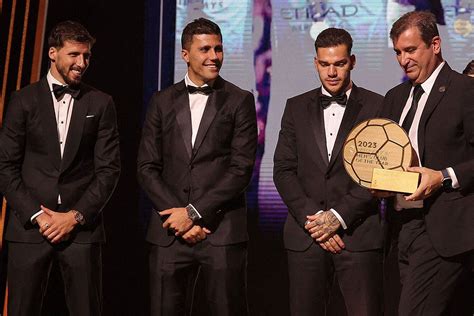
left=39, top=1, right=147, bottom=315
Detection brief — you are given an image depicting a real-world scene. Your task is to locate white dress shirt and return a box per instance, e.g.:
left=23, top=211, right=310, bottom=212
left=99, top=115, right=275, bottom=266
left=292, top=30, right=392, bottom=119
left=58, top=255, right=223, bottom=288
left=319, top=85, right=353, bottom=230
left=322, top=86, right=349, bottom=161
left=183, top=73, right=212, bottom=218
left=185, top=74, right=211, bottom=147
left=30, top=71, right=76, bottom=222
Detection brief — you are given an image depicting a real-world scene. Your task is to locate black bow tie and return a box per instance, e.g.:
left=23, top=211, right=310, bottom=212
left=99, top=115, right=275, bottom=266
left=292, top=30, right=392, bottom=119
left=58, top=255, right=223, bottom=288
left=52, top=83, right=80, bottom=99
left=320, top=93, right=347, bottom=108
left=187, top=85, right=213, bottom=95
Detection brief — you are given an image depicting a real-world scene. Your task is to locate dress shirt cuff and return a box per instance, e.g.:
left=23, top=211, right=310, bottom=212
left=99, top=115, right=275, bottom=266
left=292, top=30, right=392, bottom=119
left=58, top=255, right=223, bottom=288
left=447, top=167, right=460, bottom=189
left=187, top=204, right=202, bottom=219
left=329, top=208, right=347, bottom=230
left=31, top=210, right=44, bottom=224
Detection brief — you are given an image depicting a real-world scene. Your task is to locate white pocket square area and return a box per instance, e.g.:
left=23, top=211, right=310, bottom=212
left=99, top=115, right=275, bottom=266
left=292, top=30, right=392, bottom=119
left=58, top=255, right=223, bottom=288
left=86, top=115, right=95, bottom=118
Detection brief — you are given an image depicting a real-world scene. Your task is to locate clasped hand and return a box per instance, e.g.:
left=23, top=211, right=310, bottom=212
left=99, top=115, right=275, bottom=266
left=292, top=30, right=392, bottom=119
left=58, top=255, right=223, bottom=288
left=304, top=211, right=344, bottom=254
left=36, top=206, right=77, bottom=244
left=159, top=207, right=211, bottom=245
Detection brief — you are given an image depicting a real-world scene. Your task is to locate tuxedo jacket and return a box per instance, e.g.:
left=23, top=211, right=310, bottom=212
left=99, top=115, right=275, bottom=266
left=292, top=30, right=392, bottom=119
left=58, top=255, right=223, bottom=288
left=274, top=85, right=384, bottom=252
left=137, top=76, right=257, bottom=247
left=381, top=64, right=474, bottom=257
left=0, top=77, right=121, bottom=244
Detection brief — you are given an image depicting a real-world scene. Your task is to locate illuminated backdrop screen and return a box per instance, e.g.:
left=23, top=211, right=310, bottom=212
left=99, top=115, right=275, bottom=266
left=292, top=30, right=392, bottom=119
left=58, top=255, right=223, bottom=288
left=173, top=0, right=474, bottom=232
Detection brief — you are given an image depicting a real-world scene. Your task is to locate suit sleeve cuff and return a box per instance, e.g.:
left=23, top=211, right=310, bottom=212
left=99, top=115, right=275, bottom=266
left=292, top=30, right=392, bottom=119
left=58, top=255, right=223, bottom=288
left=30, top=210, right=44, bottom=224
left=329, top=208, right=347, bottom=230
left=447, top=167, right=460, bottom=189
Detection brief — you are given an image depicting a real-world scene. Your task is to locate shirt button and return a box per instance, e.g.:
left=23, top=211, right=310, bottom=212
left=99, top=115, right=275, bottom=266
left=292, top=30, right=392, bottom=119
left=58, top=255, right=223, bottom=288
left=330, top=133, right=333, bottom=136
left=332, top=113, right=335, bottom=116
left=63, top=101, right=65, bottom=104
left=61, top=121, right=64, bottom=124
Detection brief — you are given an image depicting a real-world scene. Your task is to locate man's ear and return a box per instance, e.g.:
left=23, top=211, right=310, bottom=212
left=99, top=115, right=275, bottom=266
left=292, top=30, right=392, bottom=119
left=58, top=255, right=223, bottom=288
left=313, top=57, right=319, bottom=73
left=48, top=47, right=57, bottom=62
left=349, top=54, right=356, bottom=70
left=181, top=49, right=189, bottom=64
left=432, top=36, right=441, bottom=55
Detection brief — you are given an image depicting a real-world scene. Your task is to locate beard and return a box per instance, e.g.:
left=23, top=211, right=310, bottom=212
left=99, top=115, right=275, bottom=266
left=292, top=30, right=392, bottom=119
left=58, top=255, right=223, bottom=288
left=57, top=64, right=85, bottom=87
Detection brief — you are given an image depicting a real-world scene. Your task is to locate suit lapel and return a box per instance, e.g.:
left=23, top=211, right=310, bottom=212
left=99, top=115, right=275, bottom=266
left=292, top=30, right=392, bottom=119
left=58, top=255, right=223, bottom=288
left=173, top=81, right=193, bottom=159
left=308, top=88, right=329, bottom=169
left=37, top=78, right=61, bottom=170
left=418, top=63, right=451, bottom=161
left=61, top=86, right=88, bottom=172
left=192, top=77, right=226, bottom=157
left=391, top=82, right=412, bottom=123
left=328, top=86, right=363, bottom=170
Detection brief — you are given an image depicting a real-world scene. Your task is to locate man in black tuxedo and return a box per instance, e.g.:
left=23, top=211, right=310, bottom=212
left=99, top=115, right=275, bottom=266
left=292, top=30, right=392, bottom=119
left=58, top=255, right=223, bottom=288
left=0, top=21, right=120, bottom=315
left=380, top=11, right=474, bottom=315
left=273, top=28, right=384, bottom=316
left=137, top=18, right=257, bottom=315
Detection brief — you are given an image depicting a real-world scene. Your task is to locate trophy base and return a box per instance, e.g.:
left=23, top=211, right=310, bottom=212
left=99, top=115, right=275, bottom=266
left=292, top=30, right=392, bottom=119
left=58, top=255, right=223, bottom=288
left=371, top=168, right=419, bottom=194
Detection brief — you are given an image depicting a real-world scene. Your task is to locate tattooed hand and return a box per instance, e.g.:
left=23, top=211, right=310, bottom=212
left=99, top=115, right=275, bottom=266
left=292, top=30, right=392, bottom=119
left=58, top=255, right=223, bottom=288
left=304, top=211, right=341, bottom=242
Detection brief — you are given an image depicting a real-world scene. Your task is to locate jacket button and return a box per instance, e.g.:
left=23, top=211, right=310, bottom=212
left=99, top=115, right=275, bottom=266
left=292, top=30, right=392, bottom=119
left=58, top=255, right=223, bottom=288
left=183, top=188, right=189, bottom=193
left=325, top=174, right=330, bottom=179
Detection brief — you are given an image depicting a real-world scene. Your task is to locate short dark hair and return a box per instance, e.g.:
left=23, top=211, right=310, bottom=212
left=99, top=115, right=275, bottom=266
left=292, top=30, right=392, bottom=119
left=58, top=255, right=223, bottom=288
left=314, top=28, right=353, bottom=55
left=462, top=60, right=474, bottom=75
left=390, top=11, right=439, bottom=46
left=181, top=18, right=222, bottom=50
left=48, top=20, right=95, bottom=49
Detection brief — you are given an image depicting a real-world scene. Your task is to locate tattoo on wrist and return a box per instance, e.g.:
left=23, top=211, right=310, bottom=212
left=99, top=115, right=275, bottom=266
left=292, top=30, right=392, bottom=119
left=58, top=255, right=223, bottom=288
left=316, top=212, right=339, bottom=234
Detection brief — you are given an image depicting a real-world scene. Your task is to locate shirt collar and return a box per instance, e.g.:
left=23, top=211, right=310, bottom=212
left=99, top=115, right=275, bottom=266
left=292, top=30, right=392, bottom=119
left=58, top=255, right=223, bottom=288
left=184, top=72, right=211, bottom=88
left=47, top=70, right=66, bottom=91
left=419, top=61, right=445, bottom=96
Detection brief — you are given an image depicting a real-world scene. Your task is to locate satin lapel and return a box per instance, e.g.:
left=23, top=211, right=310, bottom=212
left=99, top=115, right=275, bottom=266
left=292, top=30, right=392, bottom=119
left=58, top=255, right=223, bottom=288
left=328, top=87, right=363, bottom=170
left=192, top=83, right=226, bottom=157
left=61, top=88, right=88, bottom=172
left=37, top=78, right=61, bottom=170
left=418, top=64, right=451, bottom=161
left=308, top=89, right=329, bottom=169
left=174, top=82, right=193, bottom=159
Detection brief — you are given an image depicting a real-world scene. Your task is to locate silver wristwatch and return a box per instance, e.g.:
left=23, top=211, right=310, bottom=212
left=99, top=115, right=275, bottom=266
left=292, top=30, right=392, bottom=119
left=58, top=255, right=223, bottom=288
left=185, top=205, right=201, bottom=222
left=72, top=210, right=85, bottom=225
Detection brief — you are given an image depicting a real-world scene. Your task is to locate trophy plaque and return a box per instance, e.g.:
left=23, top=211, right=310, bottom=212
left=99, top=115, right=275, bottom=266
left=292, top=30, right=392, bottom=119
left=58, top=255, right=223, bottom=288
left=343, top=118, right=419, bottom=194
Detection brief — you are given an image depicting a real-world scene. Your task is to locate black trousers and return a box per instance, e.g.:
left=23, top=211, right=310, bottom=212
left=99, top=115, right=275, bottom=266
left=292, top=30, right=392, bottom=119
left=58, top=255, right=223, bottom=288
left=149, top=239, right=248, bottom=316
left=7, top=240, right=102, bottom=316
left=397, top=217, right=470, bottom=316
left=287, top=242, right=383, bottom=316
